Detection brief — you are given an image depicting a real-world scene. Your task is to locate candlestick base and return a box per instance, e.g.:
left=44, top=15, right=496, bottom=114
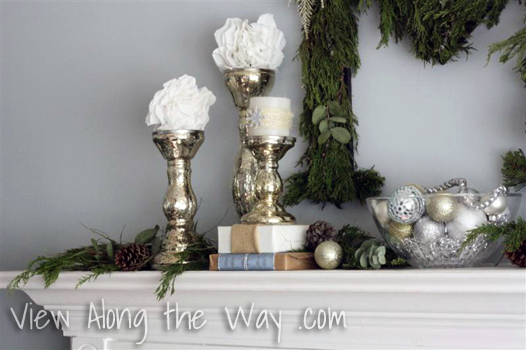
left=241, top=136, right=296, bottom=225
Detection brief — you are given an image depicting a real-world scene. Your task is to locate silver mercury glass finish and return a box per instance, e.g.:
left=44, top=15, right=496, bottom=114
left=152, top=130, right=204, bottom=267
left=223, top=68, right=276, bottom=218
left=241, top=136, right=296, bottom=225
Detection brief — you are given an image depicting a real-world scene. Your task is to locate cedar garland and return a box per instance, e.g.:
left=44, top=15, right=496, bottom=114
left=377, top=0, right=509, bottom=65
left=284, top=0, right=385, bottom=208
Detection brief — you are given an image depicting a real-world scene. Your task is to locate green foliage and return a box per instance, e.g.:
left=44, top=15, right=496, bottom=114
left=155, top=233, right=217, bottom=300
left=488, top=9, right=526, bottom=84
left=502, top=149, right=526, bottom=190
left=337, top=224, right=407, bottom=269
left=284, top=0, right=384, bottom=208
left=377, top=0, right=509, bottom=65
left=8, top=226, right=159, bottom=291
left=462, top=217, right=526, bottom=253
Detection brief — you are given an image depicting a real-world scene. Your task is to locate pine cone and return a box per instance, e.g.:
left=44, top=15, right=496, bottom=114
left=306, top=221, right=337, bottom=251
left=114, top=243, right=151, bottom=271
left=505, top=240, right=526, bottom=268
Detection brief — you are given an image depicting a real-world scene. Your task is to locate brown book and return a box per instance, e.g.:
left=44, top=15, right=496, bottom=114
left=209, top=252, right=317, bottom=271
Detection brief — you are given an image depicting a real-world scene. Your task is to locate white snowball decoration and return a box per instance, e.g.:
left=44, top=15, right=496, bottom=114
left=145, top=75, right=216, bottom=131
left=212, top=14, right=286, bottom=71
left=414, top=216, right=446, bottom=244
left=446, top=205, right=488, bottom=241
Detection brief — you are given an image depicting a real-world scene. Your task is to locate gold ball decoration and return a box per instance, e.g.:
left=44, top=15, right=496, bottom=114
left=388, top=221, right=413, bottom=240
left=314, top=241, right=343, bottom=270
left=425, top=194, right=458, bottom=222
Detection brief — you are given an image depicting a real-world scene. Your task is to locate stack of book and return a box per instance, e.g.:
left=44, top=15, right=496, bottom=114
left=209, top=225, right=318, bottom=271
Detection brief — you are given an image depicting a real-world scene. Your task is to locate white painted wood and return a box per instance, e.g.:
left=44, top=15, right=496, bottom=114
left=1, top=268, right=525, bottom=349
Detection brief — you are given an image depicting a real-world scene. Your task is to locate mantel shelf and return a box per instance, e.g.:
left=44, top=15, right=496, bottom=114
left=1, top=268, right=525, bottom=350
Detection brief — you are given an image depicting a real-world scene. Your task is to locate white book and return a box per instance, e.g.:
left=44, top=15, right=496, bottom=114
left=218, top=225, right=308, bottom=253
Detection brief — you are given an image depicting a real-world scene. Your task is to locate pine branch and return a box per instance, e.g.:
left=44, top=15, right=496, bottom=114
left=502, top=149, right=526, bottom=190
left=488, top=23, right=526, bottom=83
left=462, top=217, right=526, bottom=253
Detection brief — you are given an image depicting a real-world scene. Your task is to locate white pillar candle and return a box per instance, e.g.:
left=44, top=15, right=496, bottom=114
left=248, top=97, right=294, bottom=137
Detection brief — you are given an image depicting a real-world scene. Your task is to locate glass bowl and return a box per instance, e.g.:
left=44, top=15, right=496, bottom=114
left=366, top=192, right=522, bottom=268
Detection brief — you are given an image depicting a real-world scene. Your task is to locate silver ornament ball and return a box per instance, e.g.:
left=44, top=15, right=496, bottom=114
left=414, top=216, right=446, bottom=244
left=446, top=205, right=487, bottom=241
left=388, top=185, right=425, bottom=224
left=314, top=241, right=343, bottom=270
left=426, top=194, right=458, bottom=222
left=481, top=194, right=507, bottom=215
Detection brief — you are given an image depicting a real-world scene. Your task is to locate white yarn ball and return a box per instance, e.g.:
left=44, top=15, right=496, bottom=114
left=446, top=205, right=487, bottom=241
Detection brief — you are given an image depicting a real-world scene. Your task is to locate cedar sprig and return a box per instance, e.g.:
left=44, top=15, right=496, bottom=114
left=462, top=217, right=526, bottom=253
left=284, top=0, right=385, bottom=208
left=155, top=233, right=216, bottom=300
left=502, top=149, right=526, bottom=190
left=487, top=2, right=526, bottom=84
left=8, top=226, right=160, bottom=291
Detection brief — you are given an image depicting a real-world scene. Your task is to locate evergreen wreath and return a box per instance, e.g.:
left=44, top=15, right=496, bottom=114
left=377, top=0, right=509, bottom=65
left=284, top=0, right=385, bottom=208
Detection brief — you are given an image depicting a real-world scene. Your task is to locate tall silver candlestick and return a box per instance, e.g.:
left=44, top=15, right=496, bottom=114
left=223, top=68, right=275, bottom=218
left=152, top=130, right=204, bottom=266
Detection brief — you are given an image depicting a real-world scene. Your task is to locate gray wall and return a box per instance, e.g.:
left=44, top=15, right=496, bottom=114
left=1, top=1, right=525, bottom=349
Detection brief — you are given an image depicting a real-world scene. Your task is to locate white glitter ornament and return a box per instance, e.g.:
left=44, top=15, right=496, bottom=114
left=388, top=186, right=425, bottom=224
left=414, top=216, right=446, bottom=244
left=481, top=194, right=507, bottom=215
left=446, top=205, right=487, bottom=241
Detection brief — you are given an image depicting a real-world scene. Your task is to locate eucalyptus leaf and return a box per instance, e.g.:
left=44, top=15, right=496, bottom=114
left=135, top=225, right=160, bottom=245
left=319, top=119, right=329, bottom=133
left=328, top=117, right=347, bottom=124
left=330, top=127, right=351, bottom=144
left=328, top=101, right=345, bottom=117
left=318, top=130, right=331, bottom=144
left=312, top=105, right=327, bottom=125
left=359, top=253, right=368, bottom=268
left=151, top=237, right=162, bottom=256
left=106, top=243, right=114, bottom=259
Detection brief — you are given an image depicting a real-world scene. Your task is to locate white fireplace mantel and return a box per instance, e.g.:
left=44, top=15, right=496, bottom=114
left=1, top=268, right=525, bottom=350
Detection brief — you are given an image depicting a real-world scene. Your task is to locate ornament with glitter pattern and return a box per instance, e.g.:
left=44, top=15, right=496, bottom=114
left=488, top=207, right=511, bottom=225
left=314, top=241, right=343, bottom=270
left=426, top=194, right=458, bottom=222
left=413, top=216, right=446, bottom=243
left=388, top=221, right=413, bottom=240
left=446, top=205, right=488, bottom=241
left=388, top=186, right=425, bottom=224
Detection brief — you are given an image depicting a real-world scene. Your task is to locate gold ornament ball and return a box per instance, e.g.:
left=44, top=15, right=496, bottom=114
left=425, top=194, right=458, bottom=222
left=388, top=221, right=413, bottom=240
left=314, top=241, right=343, bottom=270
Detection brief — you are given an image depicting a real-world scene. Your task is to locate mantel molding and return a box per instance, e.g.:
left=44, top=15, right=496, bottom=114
left=1, top=268, right=525, bottom=350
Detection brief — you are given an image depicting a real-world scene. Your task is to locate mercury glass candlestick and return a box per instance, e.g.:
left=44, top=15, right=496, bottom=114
left=152, top=130, right=204, bottom=266
left=224, top=68, right=276, bottom=218
left=241, top=136, right=296, bottom=225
